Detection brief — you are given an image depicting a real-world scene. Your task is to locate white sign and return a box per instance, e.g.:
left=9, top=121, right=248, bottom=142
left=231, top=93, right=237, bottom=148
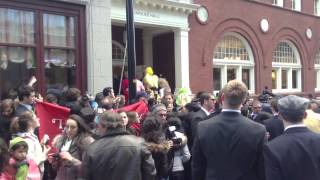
left=135, top=10, right=160, bottom=18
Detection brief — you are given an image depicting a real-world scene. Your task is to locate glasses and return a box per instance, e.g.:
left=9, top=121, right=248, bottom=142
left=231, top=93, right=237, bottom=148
left=253, top=106, right=262, bottom=109
left=157, top=113, right=167, bottom=117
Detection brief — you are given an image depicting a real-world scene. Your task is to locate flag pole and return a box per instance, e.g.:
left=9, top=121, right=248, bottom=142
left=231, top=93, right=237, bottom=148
left=126, top=0, right=137, bottom=104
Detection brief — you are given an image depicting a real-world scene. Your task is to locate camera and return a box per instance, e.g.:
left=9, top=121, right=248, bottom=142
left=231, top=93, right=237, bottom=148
left=52, top=153, right=60, bottom=160
left=171, top=137, right=182, bottom=145
left=168, top=126, right=182, bottom=146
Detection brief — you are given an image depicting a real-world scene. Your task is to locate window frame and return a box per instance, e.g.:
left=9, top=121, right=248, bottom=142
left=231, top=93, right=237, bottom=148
left=292, top=0, right=301, bottom=11
left=272, top=40, right=302, bottom=93
left=0, top=0, right=86, bottom=96
left=213, top=32, right=255, bottom=94
left=315, top=0, right=320, bottom=16
left=273, top=0, right=284, bottom=7
left=112, top=40, right=127, bottom=66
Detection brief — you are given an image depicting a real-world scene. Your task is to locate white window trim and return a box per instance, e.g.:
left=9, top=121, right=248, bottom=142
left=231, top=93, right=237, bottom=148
left=213, top=65, right=255, bottom=95
left=273, top=0, right=284, bottom=7
left=272, top=66, right=301, bottom=93
left=112, top=40, right=127, bottom=66
left=272, top=41, right=302, bottom=93
left=292, top=0, right=301, bottom=11
left=213, top=32, right=255, bottom=95
left=315, top=0, right=320, bottom=16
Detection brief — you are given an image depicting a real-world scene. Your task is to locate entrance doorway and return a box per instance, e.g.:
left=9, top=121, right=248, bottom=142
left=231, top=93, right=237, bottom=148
left=111, top=25, right=175, bottom=94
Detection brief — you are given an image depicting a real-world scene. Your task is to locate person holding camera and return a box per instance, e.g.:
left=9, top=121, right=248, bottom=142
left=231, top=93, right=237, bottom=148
left=51, top=114, right=94, bottom=180
left=142, top=116, right=172, bottom=180
left=166, top=117, right=191, bottom=180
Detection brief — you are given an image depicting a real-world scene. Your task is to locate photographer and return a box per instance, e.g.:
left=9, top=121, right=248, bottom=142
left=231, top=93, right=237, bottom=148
left=166, top=117, right=191, bottom=180
left=51, top=114, right=94, bottom=180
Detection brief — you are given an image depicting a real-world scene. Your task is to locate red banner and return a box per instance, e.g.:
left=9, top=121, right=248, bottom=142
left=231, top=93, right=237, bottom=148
left=117, top=101, right=149, bottom=120
left=35, top=101, right=148, bottom=142
left=35, top=101, right=70, bottom=142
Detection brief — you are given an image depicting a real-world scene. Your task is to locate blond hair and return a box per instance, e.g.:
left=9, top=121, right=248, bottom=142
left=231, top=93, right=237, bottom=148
left=221, top=80, right=248, bottom=109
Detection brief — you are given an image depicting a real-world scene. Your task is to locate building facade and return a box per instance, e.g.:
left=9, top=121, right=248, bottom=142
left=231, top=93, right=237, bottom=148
left=4, top=0, right=318, bottom=98
left=0, top=0, right=198, bottom=98
left=189, top=0, right=320, bottom=96
left=110, top=0, right=198, bottom=94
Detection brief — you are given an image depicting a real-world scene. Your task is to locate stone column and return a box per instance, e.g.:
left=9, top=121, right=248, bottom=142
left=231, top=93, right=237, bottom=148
left=174, top=28, right=190, bottom=92
left=86, top=0, right=113, bottom=95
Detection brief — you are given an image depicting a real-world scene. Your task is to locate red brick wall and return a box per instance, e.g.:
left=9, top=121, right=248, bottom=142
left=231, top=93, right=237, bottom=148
left=189, top=0, right=320, bottom=95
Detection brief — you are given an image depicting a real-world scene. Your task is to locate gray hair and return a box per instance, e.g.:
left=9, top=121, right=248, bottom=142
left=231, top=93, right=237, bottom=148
left=151, top=104, right=167, bottom=115
left=278, top=95, right=309, bottom=123
left=99, top=112, right=124, bottom=130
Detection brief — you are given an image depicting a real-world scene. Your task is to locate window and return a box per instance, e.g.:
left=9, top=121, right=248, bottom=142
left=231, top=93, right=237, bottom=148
left=273, top=0, right=283, bottom=7
left=292, top=0, right=301, bottom=11
left=272, top=41, right=301, bottom=93
left=44, top=14, right=77, bottom=91
left=0, top=8, right=36, bottom=98
left=213, top=33, right=255, bottom=94
left=315, top=0, right=320, bottom=15
left=112, top=41, right=127, bottom=90
left=0, top=1, right=85, bottom=99
left=315, top=49, right=320, bottom=90
left=112, top=41, right=125, bottom=62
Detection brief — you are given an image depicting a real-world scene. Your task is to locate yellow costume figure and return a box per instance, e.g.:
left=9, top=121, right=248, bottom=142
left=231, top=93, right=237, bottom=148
left=143, top=67, right=159, bottom=100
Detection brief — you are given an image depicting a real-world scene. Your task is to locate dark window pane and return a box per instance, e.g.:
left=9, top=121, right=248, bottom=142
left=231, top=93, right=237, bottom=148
left=242, top=69, right=250, bottom=89
left=281, top=70, right=287, bottom=89
left=0, top=46, right=35, bottom=98
left=292, top=70, right=297, bottom=89
left=272, top=69, right=277, bottom=89
left=213, top=68, right=221, bottom=90
left=44, top=48, right=76, bottom=92
left=227, top=68, right=236, bottom=82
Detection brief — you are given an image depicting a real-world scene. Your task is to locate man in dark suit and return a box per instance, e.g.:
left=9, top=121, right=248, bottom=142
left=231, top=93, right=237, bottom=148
left=192, top=80, right=266, bottom=180
left=15, top=85, right=36, bottom=116
left=190, top=92, right=215, bottom=147
left=263, top=98, right=284, bottom=141
left=264, top=95, right=320, bottom=180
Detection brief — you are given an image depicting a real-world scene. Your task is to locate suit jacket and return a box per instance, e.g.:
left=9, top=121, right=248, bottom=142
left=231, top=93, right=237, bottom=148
left=263, top=115, right=284, bottom=141
left=190, top=108, right=208, bottom=148
left=192, top=111, right=266, bottom=180
left=15, top=103, right=33, bottom=116
left=264, top=127, right=320, bottom=180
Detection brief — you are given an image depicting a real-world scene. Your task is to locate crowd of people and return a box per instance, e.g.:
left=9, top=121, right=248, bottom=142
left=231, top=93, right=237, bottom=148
left=0, top=69, right=320, bottom=180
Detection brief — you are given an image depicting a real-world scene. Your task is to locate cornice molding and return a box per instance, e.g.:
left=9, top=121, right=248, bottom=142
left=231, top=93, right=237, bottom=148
left=112, top=0, right=199, bottom=14
left=53, top=0, right=90, bottom=5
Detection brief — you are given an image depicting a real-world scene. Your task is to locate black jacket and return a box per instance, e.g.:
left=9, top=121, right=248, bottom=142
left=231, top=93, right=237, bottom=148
left=264, top=127, right=320, bottom=180
left=190, top=108, right=208, bottom=147
left=84, top=129, right=156, bottom=180
left=192, top=111, right=266, bottom=180
left=263, top=115, right=284, bottom=141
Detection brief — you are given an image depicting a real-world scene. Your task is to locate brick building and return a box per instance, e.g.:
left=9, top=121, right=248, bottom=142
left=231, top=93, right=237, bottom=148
left=189, top=0, right=320, bottom=96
